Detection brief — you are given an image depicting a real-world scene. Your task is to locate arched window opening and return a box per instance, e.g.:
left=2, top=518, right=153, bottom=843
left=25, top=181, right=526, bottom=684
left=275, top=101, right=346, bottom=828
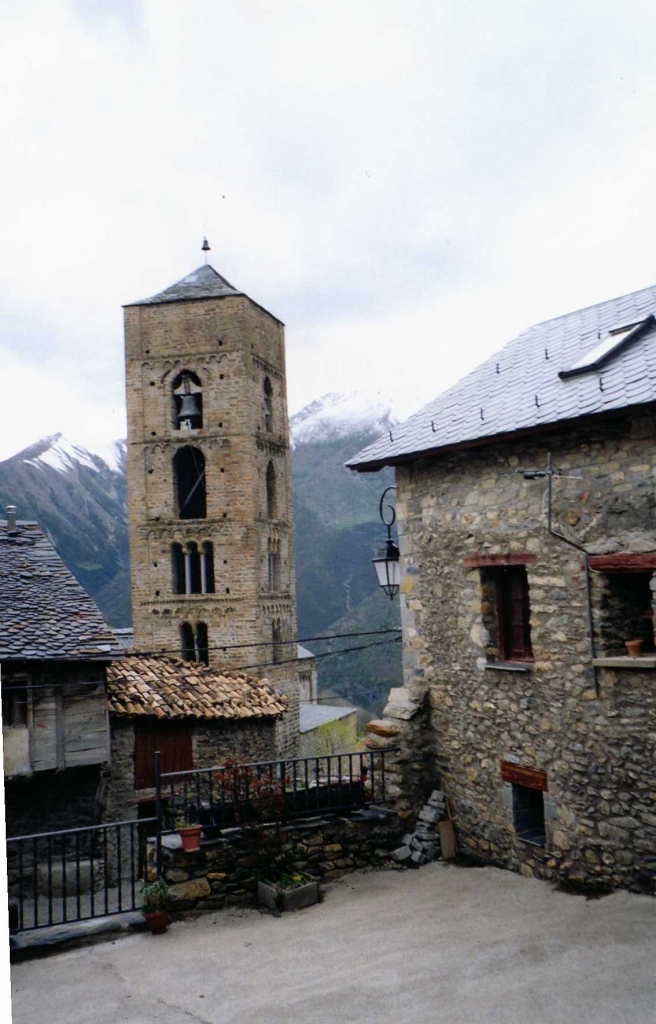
left=172, top=371, right=203, bottom=430
left=196, top=622, right=209, bottom=666
left=173, top=446, right=206, bottom=520
left=172, top=543, right=185, bottom=594
left=264, top=377, right=273, bottom=432
left=272, top=618, right=282, bottom=664
left=266, top=461, right=277, bottom=519
left=188, top=542, right=202, bottom=594
left=181, top=622, right=195, bottom=661
left=201, top=542, right=215, bottom=594
left=268, top=539, right=281, bottom=591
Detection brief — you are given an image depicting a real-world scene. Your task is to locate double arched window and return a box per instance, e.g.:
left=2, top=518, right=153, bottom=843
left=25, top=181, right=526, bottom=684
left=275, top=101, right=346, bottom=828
left=173, top=446, right=206, bottom=519
left=180, top=621, right=209, bottom=665
left=172, top=371, right=203, bottom=430
left=172, top=542, right=215, bottom=595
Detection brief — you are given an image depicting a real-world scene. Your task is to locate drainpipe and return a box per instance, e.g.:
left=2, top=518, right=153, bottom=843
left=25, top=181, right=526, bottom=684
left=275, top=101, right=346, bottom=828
left=544, top=453, right=599, bottom=696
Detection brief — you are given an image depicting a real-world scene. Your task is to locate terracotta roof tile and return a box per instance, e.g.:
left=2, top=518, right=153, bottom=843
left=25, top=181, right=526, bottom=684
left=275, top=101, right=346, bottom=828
left=107, top=654, right=287, bottom=720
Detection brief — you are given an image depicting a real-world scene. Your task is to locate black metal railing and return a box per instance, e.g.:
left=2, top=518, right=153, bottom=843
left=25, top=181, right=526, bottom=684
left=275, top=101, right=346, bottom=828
left=6, top=817, right=155, bottom=933
left=158, top=749, right=395, bottom=837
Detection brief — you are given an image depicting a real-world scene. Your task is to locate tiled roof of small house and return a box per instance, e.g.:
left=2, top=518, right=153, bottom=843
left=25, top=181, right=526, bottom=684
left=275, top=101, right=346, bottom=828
left=347, top=283, right=656, bottom=470
left=0, top=520, right=123, bottom=661
left=107, top=654, right=288, bottom=720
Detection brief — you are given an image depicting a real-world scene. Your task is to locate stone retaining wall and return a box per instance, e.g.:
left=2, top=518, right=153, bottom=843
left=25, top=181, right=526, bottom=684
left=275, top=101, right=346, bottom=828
left=149, top=809, right=404, bottom=913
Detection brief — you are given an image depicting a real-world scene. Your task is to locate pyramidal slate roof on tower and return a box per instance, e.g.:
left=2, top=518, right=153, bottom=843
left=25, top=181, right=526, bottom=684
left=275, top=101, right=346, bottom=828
left=127, top=264, right=242, bottom=306
left=347, top=282, right=656, bottom=471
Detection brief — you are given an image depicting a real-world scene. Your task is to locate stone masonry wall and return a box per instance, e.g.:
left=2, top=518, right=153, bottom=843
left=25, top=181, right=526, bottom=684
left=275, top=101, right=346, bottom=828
left=150, top=809, right=403, bottom=913
left=124, top=291, right=297, bottom=672
left=368, top=410, right=656, bottom=892
left=104, top=716, right=280, bottom=824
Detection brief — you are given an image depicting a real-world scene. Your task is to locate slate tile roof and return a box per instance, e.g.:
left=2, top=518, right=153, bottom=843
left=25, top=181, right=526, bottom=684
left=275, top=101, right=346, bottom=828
left=107, top=654, right=288, bottom=720
left=126, top=264, right=242, bottom=306
left=347, top=283, right=656, bottom=470
left=0, top=521, right=123, bottom=662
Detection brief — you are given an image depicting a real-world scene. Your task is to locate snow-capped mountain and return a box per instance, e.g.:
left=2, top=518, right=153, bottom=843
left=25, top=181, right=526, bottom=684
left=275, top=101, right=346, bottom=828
left=0, top=433, right=130, bottom=625
left=7, top=433, right=126, bottom=475
left=290, top=391, right=396, bottom=447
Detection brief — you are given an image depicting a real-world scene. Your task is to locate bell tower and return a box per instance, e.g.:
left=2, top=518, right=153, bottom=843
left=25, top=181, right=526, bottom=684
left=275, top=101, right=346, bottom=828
left=123, top=255, right=297, bottom=674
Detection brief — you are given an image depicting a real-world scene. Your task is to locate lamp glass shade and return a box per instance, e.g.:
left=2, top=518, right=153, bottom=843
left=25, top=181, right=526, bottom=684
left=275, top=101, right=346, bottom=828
left=373, top=541, right=400, bottom=599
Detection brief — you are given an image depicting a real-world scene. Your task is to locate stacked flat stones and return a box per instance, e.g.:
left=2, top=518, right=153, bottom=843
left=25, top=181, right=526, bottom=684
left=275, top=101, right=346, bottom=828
left=391, top=790, right=446, bottom=866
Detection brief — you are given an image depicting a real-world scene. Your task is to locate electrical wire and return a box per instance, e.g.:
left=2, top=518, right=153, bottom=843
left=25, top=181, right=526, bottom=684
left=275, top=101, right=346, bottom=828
left=0, top=635, right=402, bottom=694
left=114, top=626, right=401, bottom=658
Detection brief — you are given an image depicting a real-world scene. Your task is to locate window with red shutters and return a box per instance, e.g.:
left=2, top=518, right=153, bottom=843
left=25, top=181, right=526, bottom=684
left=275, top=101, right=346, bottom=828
left=495, top=565, right=533, bottom=661
left=134, top=721, right=193, bottom=789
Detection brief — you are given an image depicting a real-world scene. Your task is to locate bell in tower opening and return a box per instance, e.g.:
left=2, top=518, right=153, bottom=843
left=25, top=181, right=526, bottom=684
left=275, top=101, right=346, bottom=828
left=172, top=371, right=203, bottom=430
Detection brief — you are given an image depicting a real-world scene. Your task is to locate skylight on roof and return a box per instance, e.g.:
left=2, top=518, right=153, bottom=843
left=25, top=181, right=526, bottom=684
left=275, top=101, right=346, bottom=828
left=559, top=316, right=654, bottom=379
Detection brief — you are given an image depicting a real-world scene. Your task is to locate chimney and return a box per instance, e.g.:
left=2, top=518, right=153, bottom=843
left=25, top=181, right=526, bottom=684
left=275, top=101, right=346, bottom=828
left=6, top=506, right=17, bottom=532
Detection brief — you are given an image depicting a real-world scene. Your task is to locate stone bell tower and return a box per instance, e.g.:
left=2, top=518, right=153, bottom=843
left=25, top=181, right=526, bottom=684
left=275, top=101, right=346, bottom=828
left=123, top=255, right=297, bottom=673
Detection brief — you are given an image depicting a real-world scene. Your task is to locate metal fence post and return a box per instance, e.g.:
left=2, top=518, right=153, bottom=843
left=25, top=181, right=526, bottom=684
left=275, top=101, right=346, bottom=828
left=154, top=750, right=163, bottom=878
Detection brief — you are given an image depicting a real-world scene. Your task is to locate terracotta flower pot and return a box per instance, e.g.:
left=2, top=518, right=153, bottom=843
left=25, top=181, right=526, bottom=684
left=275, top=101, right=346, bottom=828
left=178, top=824, right=203, bottom=852
left=143, top=910, right=170, bottom=935
left=625, top=639, right=643, bottom=658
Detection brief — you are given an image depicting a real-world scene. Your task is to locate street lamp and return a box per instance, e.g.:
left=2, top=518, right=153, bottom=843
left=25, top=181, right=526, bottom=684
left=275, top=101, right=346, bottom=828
left=373, top=485, right=400, bottom=599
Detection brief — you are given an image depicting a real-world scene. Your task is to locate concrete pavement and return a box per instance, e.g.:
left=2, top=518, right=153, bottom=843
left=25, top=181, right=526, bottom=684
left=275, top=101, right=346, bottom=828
left=10, top=863, right=656, bottom=1024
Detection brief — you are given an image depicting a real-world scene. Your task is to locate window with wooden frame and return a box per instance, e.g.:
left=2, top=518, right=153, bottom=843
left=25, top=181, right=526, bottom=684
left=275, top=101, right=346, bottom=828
left=481, top=564, right=533, bottom=662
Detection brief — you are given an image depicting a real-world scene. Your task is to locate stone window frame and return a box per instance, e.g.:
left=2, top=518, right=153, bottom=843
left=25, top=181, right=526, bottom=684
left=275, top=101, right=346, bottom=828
left=589, top=553, right=656, bottom=658
left=465, top=554, right=536, bottom=668
left=500, top=759, right=555, bottom=848
left=172, top=541, right=216, bottom=595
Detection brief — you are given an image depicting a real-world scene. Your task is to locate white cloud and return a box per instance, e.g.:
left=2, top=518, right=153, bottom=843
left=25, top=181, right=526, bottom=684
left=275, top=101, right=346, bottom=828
left=2, top=0, right=656, bottom=453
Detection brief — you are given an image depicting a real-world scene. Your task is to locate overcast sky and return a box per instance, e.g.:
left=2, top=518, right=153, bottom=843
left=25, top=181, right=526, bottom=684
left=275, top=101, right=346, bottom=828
left=2, top=0, right=656, bottom=459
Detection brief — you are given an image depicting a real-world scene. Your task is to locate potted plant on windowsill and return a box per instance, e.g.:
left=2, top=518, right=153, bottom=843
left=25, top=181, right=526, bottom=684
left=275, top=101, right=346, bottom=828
left=625, top=639, right=644, bottom=658
left=176, top=814, right=203, bottom=852
left=140, top=878, right=171, bottom=934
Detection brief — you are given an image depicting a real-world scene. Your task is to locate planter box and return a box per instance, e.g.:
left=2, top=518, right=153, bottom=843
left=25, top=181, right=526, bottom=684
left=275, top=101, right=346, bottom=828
left=258, top=877, right=319, bottom=912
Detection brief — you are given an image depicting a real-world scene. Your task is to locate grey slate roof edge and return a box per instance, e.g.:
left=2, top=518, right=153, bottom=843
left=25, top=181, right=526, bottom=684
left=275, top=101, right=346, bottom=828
left=347, top=281, right=656, bottom=470
left=346, top=399, right=656, bottom=472
left=0, top=523, right=123, bottom=661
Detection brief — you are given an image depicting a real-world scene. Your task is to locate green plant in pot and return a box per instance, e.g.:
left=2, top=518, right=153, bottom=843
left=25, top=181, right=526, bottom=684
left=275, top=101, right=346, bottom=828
left=140, top=878, right=171, bottom=934
left=175, top=813, right=203, bottom=852
left=215, top=760, right=319, bottom=912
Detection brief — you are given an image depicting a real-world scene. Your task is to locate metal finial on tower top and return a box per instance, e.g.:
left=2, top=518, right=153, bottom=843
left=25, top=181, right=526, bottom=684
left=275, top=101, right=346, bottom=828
left=201, top=237, right=210, bottom=264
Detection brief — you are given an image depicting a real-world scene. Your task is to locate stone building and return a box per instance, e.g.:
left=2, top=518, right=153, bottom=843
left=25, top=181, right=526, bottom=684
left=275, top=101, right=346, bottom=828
left=349, top=284, right=656, bottom=892
left=0, top=508, right=122, bottom=836
left=104, top=653, right=286, bottom=827
left=122, top=258, right=314, bottom=753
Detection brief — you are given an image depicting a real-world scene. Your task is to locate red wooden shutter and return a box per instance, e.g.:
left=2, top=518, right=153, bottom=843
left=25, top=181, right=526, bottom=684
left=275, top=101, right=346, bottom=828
left=134, top=722, right=193, bottom=789
left=497, top=566, right=532, bottom=661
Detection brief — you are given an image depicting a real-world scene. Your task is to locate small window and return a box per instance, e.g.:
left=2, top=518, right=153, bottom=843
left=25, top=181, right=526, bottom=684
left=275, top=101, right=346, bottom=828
left=512, top=785, right=545, bottom=845
left=1, top=687, right=27, bottom=728
left=201, top=542, right=215, bottom=594
left=481, top=565, right=532, bottom=662
left=266, top=461, right=277, bottom=519
left=594, top=570, right=654, bottom=655
left=172, top=543, right=185, bottom=594
left=173, top=446, right=206, bottom=520
left=172, top=371, right=203, bottom=430
left=181, top=622, right=195, bottom=660
left=264, top=377, right=273, bottom=432
left=268, top=550, right=281, bottom=591
left=272, top=619, right=283, bottom=663
left=196, top=622, right=209, bottom=666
